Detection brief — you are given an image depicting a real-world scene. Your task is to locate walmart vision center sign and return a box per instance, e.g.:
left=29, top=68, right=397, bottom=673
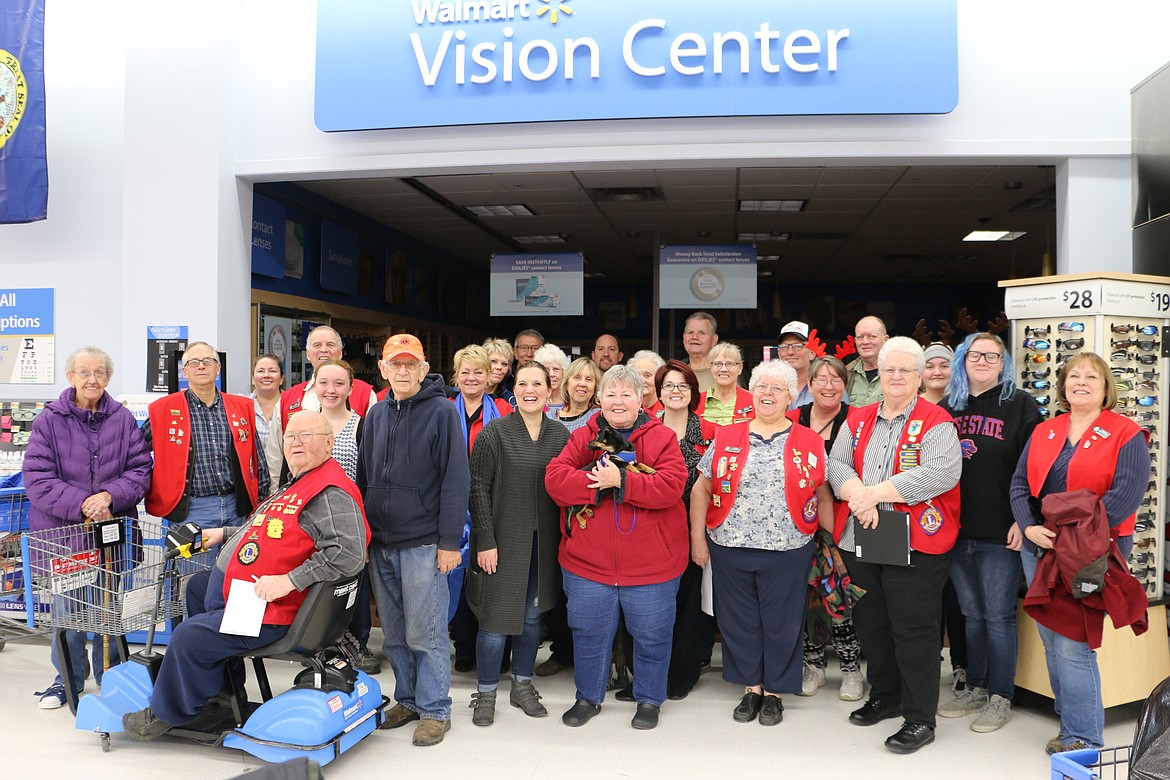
left=315, top=0, right=957, bottom=131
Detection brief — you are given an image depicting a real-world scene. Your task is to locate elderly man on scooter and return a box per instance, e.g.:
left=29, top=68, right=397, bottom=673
left=123, top=411, right=370, bottom=740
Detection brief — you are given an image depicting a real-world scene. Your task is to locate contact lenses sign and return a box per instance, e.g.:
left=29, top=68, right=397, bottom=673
left=315, top=0, right=958, bottom=131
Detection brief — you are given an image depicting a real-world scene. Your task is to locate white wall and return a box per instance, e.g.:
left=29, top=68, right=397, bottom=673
left=3, top=0, right=1169, bottom=399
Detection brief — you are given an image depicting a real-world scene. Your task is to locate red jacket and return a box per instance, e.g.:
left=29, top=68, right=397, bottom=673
left=546, top=414, right=688, bottom=586
left=223, top=458, right=371, bottom=625
left=1023, top=488, right=1148, bottom=648
left=844, top=399, right=961, bottom=554
left=704, top=420, right=825, bottom=534
left=145, top=391, right=261, bottom=519
left=1025, top=409, right=1146, bottom=536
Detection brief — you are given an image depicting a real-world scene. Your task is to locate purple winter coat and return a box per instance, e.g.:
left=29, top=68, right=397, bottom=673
left=22, top=388, right=153, bottom=532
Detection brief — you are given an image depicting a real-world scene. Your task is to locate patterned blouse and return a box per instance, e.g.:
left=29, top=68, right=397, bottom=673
left=331, top=412, right=361, bottom=482
left=698, top=429, right=811, bottom=552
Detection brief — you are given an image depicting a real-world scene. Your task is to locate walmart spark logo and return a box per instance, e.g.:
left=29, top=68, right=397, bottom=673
left=536, top=0, right=572, bottom=24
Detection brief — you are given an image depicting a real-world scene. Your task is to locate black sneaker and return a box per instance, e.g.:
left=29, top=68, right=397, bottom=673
left=354, top=646, right=382, bottom=675
left=122, top=707, right=174, bottom=741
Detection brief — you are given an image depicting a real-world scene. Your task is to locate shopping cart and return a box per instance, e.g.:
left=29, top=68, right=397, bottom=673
left=20, top=516, right=213, bottom=712
left=0, top=487, right=39, bottom=652
left=1050, top=744, right=1131, bottom=779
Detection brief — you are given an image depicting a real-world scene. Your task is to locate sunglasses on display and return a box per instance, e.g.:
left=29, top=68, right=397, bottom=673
left=1116, top=380, right=1135, bottom=392
left=1025, top=353, right=1050, bottom=364
left=1137, top=395, right=1159, bottom=407
left=1135, top=521, right=1153, bottom=533
left=1136, top=536, right=1157, bottom=549
left=1058, top=322, right=1086, bottom=332
left=1056, top=338, right=1085, bottom=350
left=1141, top=495, right=1159, bottom=507
left=1137, top=354, right=1160, bottom=365
left=1022, top=338, right=1051, bottom=352
left=1056, top=353, right=1076, bottom=365
left=1146, top=480, right=1158, bottom=492
left=1033, top=395, right=1051, bottom=406
left=1025, top=325, right=1052, bottom=337
left=1037, top=407, right=1051, bottom=418
left=1022, top=368, right=1052, bottom=380
left=1137, top=380, right=1159, bottom=391
left=1112, top=338, right=1160, bottom=351
left=1112, top=367, right=1137, bottom=377
left=1024, top=380, right=1050, bottom=390
left=1141, top=370, right=1161, bottom=381
left=1111, top=324, right=1160, bottom=335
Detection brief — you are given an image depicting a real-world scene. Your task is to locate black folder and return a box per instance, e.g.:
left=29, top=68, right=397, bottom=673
left=854, top=509, right=911, bottom=566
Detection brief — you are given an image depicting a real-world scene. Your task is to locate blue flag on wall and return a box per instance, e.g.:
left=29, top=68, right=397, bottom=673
left=0, top=0, right=47, bottom=223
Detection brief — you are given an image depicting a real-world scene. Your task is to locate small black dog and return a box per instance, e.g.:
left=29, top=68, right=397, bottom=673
left=565, top=422, right=656, bottom=537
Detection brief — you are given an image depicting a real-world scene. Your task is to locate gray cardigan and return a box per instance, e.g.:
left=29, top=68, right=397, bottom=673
left=467, top=412, right=570, bottom=635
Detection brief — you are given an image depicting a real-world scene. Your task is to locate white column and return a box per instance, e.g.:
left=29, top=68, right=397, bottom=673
left=1056, top=157, right=1134, bottom=275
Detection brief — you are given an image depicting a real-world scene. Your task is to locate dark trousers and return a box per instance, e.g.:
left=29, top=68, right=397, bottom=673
left=668, top=561, right=705, bottom=694
left=347, top=565, right=372, bottom=644
left=449, top=576, right=478, bottom=663
left=844, top=549, right=952, bottom=728
left=709, top=540, right=813, bottom=694
left=150, top=567, right=287, bottom=725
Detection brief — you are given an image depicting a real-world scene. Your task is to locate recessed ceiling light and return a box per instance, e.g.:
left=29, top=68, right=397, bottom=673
left=466, top=204, right=534, bottom=217
left=963, top=230, right=1027, bottom=242
left=739, top=199, right=806, bottom=212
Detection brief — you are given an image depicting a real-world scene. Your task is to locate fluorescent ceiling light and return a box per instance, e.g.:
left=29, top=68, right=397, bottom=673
left=737, top=232, right=790, bottom=242
left=963, top=230, right=1027, bottom=242
left=512, top=235, right=566, bottom=244
left=466, top=204, right=534, bottom=217
left=739, top=199, right=805, bottom=212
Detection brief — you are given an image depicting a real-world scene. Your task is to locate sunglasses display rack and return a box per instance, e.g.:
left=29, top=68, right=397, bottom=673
left=1004, top=273, right=1170, bottom=603
left=0, top=401, right=45, bottom=466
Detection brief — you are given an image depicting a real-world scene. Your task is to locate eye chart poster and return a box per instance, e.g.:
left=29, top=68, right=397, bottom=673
left=0, top=287, right=54, bottom=384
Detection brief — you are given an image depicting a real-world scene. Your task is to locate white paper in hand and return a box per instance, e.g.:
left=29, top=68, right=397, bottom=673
left=220, top=578, right=267, bottom=637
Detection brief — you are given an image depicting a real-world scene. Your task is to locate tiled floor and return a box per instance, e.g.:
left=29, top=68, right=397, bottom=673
left=0, top=630, right=1145, bottom=780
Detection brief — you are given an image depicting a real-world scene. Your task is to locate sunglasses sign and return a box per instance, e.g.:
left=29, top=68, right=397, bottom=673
left=315, top=0, right=958, bottom=130
left=0, top=287, right=54, bottom=384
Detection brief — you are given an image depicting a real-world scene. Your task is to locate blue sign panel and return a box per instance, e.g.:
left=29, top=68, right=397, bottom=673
left=251, top=193, right=286, bottom=279
left=316, top=0, right=958, bottom=130
left=489, top=252, right=583, bottom=316
left=0, top=287, right=52, bottom=334
left=319, top=221, right=359, bottom=294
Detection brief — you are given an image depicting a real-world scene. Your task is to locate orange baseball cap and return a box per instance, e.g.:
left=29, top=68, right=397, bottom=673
left=383, top=333, right=425, bottom=361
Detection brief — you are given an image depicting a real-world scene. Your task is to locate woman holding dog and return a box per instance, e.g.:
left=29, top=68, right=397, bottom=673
left=466, top=362, right=570, bottom=726
left=690, top=360, right=835, bottom=727
left=546, top=364, right=689, bottom=731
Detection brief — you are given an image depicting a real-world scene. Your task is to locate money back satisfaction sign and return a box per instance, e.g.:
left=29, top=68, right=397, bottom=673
left=315, top=0, right=958, bottom=131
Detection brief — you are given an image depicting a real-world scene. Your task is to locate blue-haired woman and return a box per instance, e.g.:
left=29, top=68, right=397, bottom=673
left=936, top=332, right=1042, bottom=733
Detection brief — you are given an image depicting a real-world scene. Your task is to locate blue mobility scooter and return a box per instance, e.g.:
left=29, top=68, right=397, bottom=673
left=74, top=523, right=388, bottom=765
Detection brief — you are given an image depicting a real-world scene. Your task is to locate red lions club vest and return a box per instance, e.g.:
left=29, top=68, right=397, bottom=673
left=1026, top=409, right=1146, bottom=537
left=281, top=377, right=375, bottom=427
left=145, top=391, right=260, bottom=518
left=848, top=400, right=961, bottom=554
left=222, top=458, right=371, bottom=625
left=706, top=421, right=825, bottom=534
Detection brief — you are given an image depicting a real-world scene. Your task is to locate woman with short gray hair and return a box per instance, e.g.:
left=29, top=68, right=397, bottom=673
left=629, top=350, right=666, bottom=417
left=533, top=344, right=571, bottom=410
left=546, top=361, right=690, bottom=730
left=23, top=345, right=152, bottom=709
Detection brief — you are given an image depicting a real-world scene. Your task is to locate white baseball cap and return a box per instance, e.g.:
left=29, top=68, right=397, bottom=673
left=778, top=321, right=810, bottom=342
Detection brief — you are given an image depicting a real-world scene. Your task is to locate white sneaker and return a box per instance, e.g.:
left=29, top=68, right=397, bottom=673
left=838, top=670, right=865, bottom=701
left=971, top=694, right=1012, bottom=733
left=937, top=686, right=989, bottom=718
left=798, top=663, right=826, bottom=696
left=36, top=682, right=66, bottom=710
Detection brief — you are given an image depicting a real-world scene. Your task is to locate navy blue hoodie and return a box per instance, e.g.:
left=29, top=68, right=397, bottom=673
left=356, top=373, right=469, bottom=550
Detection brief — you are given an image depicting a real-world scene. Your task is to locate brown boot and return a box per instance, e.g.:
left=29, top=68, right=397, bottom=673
left=412, top=718, right=451, bottom=746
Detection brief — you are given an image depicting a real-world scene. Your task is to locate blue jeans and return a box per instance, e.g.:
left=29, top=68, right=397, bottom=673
left=180, top=494, right=247, bottom=528
left=49, top=629, right=104, bottom=692
left=368, top=543, right=452, bottom=720
left=562, top=569, right=680, bottom=707
left=949, top=539, right=1022, bottom=699
left=476, top=545, right=541, bottom=690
